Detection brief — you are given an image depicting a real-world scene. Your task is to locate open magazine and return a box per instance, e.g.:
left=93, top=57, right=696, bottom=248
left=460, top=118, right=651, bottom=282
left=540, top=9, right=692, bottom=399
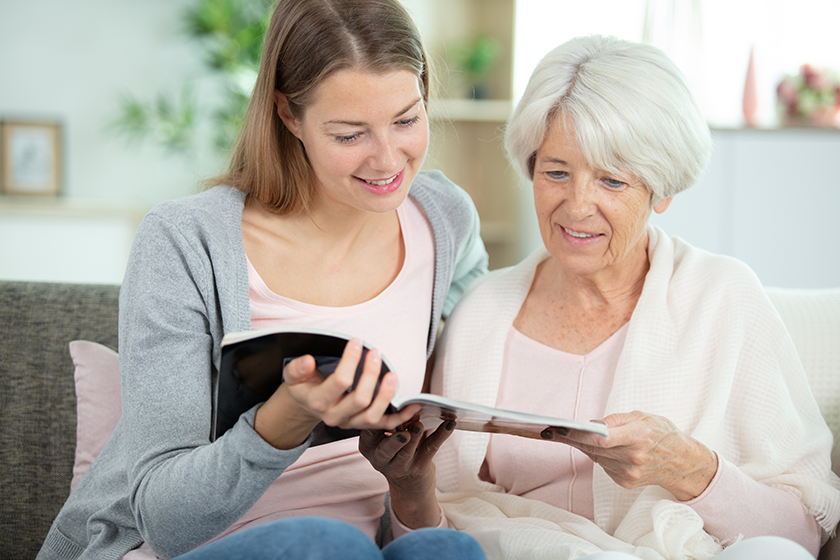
left=212, top=326, right=609, bottom=444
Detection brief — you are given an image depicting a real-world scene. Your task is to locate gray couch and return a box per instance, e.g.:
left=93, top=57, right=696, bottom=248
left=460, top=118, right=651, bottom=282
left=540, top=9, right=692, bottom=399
left=0, top=281, right=120, bottom=560
left=1, top=280, right=838, bottom=560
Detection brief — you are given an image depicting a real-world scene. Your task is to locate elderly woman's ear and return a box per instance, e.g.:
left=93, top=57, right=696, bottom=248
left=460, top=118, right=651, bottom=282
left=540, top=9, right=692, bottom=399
left=653, top=197, right=672, bottom=214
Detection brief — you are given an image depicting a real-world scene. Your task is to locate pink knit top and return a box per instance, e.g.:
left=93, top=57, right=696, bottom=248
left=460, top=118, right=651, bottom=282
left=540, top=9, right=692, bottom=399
left=394, top=321, right=821, bottom=552
left=125, top=198, right=435, bottom=559
left=224, top=197, right=435, bottom=541
left=478, top=324, right=821, bottom=547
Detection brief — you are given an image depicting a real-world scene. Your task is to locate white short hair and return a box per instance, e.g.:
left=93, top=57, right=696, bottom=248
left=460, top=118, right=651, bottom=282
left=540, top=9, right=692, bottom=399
left=505, top=35, right=711, bottom=203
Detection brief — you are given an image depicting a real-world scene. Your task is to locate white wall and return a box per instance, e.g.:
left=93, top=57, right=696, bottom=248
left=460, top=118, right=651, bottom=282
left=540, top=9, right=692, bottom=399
left=0, top=0, right=228, bottom=284
left=2, top=1, right=838, bottom=289
left=0, top=0, right=224, bottom=208
left=0, top=204, right=141, bottom=284
left=652, top=129, right=840, bottom=289
left=513, top=0, right=840, bottom=129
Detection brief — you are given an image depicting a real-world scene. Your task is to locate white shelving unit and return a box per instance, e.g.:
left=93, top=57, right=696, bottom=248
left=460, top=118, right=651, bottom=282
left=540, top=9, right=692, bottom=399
left=428, top=99, right=514, bottom=123
left=415, top=0, right=521, bottom=269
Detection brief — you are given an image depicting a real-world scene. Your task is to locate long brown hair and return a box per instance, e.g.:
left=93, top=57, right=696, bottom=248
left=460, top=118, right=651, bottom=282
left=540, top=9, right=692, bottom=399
left=208, top=0, right=429, bottom=214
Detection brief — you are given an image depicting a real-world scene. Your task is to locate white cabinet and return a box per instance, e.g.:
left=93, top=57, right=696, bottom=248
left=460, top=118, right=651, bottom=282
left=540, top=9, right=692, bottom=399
left=0, top=199, right=144, bottom=284
left=650, top=128, right=840, bottom=289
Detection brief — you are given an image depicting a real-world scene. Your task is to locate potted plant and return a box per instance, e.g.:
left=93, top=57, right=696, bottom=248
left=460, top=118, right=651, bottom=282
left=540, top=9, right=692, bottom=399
left=109, top=0, right=272, bottom=156
left=451, top=33, right=503, bottom=100
left=776, top=64, right=840, bottom=128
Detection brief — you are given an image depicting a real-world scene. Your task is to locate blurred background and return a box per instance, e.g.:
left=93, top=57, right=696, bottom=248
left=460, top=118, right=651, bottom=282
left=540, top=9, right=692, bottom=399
left=1, top=0, right=838, bottom=287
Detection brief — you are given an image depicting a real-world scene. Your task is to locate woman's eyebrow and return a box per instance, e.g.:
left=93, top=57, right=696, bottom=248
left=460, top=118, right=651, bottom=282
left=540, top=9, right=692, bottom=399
left=539, top=157, right=569, bottom=166
left=393, top=99, right=422, bottom=118
left=325, top=99, right=422, bottom=127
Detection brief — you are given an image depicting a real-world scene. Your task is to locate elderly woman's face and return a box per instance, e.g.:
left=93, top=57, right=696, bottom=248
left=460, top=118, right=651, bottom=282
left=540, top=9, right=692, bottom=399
left=532, top=119, right=671, bottom=280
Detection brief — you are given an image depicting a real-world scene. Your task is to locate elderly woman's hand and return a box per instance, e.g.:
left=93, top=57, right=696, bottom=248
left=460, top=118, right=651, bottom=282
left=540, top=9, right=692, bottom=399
left=556, top=411, right=718, bottom=501
left=359, top=420, right=455, bottom=528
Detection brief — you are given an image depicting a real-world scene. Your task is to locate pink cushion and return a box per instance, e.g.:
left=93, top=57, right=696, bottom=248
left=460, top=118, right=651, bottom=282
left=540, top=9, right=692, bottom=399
left=69, top=340, right=122, bottom=491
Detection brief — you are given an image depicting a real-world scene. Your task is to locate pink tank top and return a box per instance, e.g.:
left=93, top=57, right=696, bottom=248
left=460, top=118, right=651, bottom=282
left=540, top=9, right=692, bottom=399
left=480, top=323, right=628, bottom=520
left=224, top=197, right=435, bottom=540
left=124, top=200, right=436, bottom=559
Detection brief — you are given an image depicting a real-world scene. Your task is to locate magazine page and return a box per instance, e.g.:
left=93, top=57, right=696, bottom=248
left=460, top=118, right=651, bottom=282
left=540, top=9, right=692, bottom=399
left=213, top=328, right=609, bottom=442
left=394, top=394, right=610, bottom=439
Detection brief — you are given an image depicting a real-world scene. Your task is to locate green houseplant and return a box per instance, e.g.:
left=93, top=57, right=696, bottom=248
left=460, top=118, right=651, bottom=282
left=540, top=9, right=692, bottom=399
left=110, top=0, right=272, bottom=155
left=451, top=33, right=503, bottom=99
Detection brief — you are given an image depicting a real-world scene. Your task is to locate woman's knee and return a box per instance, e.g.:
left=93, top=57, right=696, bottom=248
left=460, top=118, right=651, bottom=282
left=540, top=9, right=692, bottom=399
left=178, top=517, right=381, bottom=560
left=382, top=528, right=486, bottom=560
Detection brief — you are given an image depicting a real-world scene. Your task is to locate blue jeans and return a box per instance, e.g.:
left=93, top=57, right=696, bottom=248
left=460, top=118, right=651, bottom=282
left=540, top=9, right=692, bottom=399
left=175, top=517, right=487, bottom=560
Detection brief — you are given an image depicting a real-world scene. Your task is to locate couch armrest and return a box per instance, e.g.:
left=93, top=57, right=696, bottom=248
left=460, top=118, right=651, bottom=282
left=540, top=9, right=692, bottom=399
left=0, top=281, right=120, bottom=560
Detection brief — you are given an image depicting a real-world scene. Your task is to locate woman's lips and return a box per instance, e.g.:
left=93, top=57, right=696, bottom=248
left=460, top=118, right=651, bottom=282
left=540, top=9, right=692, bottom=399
left=561, top=225, right=602, bottom=244
left=562, top=226, right=596, bottom=239
left=357, top=169, right=404, bottom=195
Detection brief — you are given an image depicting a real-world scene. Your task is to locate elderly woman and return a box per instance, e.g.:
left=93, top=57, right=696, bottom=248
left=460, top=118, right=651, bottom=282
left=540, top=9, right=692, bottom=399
left=363, top=35, right=840, bottom=560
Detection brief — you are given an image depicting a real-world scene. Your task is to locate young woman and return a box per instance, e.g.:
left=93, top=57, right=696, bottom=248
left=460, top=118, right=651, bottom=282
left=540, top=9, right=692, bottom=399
left=36, top=1, right=488, bottom=559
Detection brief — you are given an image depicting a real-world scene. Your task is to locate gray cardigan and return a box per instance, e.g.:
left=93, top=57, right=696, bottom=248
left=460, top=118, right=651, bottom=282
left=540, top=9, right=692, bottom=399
left=37, top=171, right=488, bottom=560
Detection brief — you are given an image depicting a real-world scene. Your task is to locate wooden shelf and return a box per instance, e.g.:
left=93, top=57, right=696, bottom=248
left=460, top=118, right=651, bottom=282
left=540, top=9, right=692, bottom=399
left=0, top=195, right=147, bottom=224
left=480, top=220, right=515, bottom=243
left=417, top=0, right=519, bottom=270
left=429, top=99, right=513, bottom=122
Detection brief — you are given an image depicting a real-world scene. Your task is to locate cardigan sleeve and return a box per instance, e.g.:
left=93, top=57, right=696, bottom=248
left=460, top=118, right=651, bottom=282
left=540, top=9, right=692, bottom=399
left=685, top=454, right=821, bottom=556
left=117, top=210, right=309, bottom=558
left=444, top=201, right=488, bottom=319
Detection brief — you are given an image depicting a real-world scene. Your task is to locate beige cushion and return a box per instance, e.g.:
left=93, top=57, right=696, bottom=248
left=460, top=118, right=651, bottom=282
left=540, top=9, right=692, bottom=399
left=766, top=287, right=840, bottom=481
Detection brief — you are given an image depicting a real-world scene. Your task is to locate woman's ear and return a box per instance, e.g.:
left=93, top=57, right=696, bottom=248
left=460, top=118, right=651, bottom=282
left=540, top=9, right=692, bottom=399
left=653, top=197, right=672, bottom=214
left=274, top=91, right=301, bottom=138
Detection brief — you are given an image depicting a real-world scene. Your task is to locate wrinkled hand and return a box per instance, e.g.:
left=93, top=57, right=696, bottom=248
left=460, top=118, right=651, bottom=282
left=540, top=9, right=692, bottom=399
left=254, top=338, right=420, bottom=450
left=554, top=411, right=718, bottom=501
left=359, top=419, right=455, bottom=528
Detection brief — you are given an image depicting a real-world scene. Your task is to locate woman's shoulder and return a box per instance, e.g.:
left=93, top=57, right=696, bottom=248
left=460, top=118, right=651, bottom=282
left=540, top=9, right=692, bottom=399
left=137, top=185, right=246, bottom=240
left=648, top=227, right=757, bottom=287
left=670, top=234, right=761, bottom=288
left=657, top=231, right=770, bottom=315
left=410, top=170, right=475, bottom=212
left=410, top=170, right=484, bottom=262
left=411, top=169, right=461, bottom=193
left=146, top=185, right=245, bottom=223
left=127, top=186, right=248, bottom=277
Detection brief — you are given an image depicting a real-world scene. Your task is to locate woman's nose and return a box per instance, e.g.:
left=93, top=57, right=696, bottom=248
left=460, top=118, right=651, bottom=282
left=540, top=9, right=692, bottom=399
left=368, top=134, right=400, bottom=172
left=565, top=180, right=596, bottom=218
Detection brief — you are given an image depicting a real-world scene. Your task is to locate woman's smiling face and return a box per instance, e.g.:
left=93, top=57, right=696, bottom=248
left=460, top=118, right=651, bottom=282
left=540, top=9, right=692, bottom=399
left=276, top=68, right=429, bottom=216
left=532, top=117, right=671, bottom=281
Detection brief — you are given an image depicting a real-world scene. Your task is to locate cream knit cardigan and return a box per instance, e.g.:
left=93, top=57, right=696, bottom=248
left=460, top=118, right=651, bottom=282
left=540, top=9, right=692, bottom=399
left=431, top=226, right=840, bottom=560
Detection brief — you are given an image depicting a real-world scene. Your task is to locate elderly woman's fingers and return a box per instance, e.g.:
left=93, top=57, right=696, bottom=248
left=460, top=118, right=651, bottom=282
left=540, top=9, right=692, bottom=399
left=557, top=411, right=718, bottom=500
left=360, top=420, right=455, bottom=479
left=368, top=422, right=424, bottom=467
left=419, top=420, right=456, bottom=461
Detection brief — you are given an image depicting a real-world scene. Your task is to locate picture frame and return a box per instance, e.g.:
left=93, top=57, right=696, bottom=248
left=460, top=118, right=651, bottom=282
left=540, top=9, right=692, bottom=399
left=1, top=120, right=62, bottom=196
